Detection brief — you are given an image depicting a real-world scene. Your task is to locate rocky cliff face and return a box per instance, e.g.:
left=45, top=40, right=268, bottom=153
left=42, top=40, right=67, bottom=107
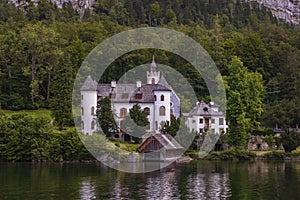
left=9, top=0, right=95, bottom=17
left=8, top=0, right=300, bottom=24
left=246, top=0, right=300, bottom=24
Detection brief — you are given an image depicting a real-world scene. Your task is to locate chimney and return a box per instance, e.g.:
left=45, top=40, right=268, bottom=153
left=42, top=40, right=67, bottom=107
left=111, top=81, right=116, bottom=88
left=136, top=80, right=141, bottom=88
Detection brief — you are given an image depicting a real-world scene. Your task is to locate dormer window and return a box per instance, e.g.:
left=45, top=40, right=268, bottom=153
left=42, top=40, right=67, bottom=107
left=136, top=93, right=142, bottom=99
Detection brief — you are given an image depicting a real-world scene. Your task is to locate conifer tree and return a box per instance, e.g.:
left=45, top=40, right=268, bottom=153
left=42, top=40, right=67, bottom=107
left=50, top=55, right=74, bottom=130
left=96, top=97, right=118, bottom=137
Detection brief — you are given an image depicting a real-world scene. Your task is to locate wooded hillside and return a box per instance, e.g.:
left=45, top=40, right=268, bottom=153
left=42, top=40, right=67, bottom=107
left=0, top=0, right=300, bottom=129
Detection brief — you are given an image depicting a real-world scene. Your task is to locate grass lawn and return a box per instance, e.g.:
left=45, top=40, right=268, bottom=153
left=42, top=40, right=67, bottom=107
left=112, top=141, right=140, bottom=152
left=0, top=109, right=53, bottom=120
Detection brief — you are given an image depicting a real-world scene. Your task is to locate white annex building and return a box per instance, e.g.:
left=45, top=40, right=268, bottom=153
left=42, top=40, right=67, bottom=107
left=183, top=101, right=228, bottom=135
left=80, top=57, right=181, bottom=136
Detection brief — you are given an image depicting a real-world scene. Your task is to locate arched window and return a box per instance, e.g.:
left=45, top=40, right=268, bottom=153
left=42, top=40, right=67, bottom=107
left=81, top=107, right=84, bottom=116
left=159, top=106, right=166, bottom=116
left=152, top=78, right=155, bottom=84
left=144, top=107, right=150, bottom=115
left=120, top=108, right=127, bottom=118
left=154, top=95, right=157, bottom=101
left=160, top=95, right=164, bottom=101
left=81, top=121, right=84, bottom=129
left=91, top=120, right=95, bottom=130
left=91, top=106, right=95, bottom=115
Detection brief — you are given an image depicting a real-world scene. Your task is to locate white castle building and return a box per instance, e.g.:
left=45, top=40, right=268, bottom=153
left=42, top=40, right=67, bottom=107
left=80, top=57, right=181, bottom=136
left=183, top=101, right=228, bottom=135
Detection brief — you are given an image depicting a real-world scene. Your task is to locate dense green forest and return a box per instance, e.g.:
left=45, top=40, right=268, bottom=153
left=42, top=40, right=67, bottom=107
left=0, top=0, right=300, bottom=132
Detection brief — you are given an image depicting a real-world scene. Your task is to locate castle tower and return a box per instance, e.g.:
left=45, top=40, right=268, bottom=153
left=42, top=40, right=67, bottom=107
left=147, top=56, right=160, bottom=84
left=153, top=88, right=171, bottom=133
left=80, top=76, right=98, bottom=135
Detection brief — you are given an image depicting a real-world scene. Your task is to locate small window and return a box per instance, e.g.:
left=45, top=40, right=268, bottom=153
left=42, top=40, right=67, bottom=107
left=135, top=93, right=142, bottom=99
left=144, top=107, right=150, bottom=115
left=199, top=128, right=203, bottom=133
left=120, top=108, right=127, bottom=118
left=211, top=118, right=215, bottom=124
left=155, top=121, right=158, bottom=130
left=81, top=95, right=83, bottom=100
left=91, top=106, right=95, bottom=115
left=81, top=107, right=84, bottom=116
left=159, top=106, right=166, bottom=116
left=160, top=95, right=164, bottom=101
left=203, top=107, right=208, bottom=112
left=91, top=121, right=95, bottom=130
left=192, top=120, right=195, bottom=123
left=154, top=95, right=157, bottom=101
left=109, top=93, right=116, bottom=99
left=81, top=121, right=84, bottom=129
left=219, top=118, right=224, bottom=125
left=152, top=78, right=155, bottom=84
left=199, top=118, right=203, bottom=124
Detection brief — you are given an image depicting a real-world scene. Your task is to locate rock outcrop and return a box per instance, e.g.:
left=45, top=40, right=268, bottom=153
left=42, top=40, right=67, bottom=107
left=246, top=0, right=300, bottom=24
left=9, top=0, right=95, bottom=17
left=8, top=0, right=300, bottom=24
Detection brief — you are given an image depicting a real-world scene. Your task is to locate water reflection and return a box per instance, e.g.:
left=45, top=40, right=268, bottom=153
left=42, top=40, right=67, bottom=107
left=80, top=178, right=96, bottom=200
left=0, top=161, right=300, bottom=200
left=185, top=163, right=230, bottom=199
left=145, top=172, right=178, bottom=199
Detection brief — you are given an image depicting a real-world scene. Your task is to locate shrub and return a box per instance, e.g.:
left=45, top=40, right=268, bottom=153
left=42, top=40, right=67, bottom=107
left=263, top=151, right=286, bottom=160
left=205, top=150, right=255, bottom=161
left=280, top=130, right=300, bottom=152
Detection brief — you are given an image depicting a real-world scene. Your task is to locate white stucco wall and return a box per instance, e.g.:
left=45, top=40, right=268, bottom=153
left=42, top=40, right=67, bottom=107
left=81, top=90, right=97, bottom=135
left=147, top=71, right=160, bottom=84
left=185, top=115, right=228, bottom=135
left=153, top=91, right=171, bottom=132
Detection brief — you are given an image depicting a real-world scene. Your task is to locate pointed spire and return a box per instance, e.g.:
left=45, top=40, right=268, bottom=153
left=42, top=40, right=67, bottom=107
left=151, top=55, right=157, bottom=72
left=80, top=75, right=97, bottom=91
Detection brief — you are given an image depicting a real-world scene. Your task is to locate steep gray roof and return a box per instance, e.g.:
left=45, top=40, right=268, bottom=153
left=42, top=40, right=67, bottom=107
left=186, top=101, right=223, bottom=117
left=157, top=75, right=172, bottom=90
left=80, top=75, right=97, bottom=91
left=96, top=83, right=171, bottom=103
left=137, top=134, right=183, bottom=153
left=153, top=134, right=183, bottom=150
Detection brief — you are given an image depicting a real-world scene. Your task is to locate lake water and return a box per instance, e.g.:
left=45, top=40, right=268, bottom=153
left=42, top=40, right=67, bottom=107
left=0, top=161, right=299, bottom=199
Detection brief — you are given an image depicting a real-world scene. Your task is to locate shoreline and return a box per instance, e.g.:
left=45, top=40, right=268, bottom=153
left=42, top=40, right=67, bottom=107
left=1, top=151, right=300, bottom=163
